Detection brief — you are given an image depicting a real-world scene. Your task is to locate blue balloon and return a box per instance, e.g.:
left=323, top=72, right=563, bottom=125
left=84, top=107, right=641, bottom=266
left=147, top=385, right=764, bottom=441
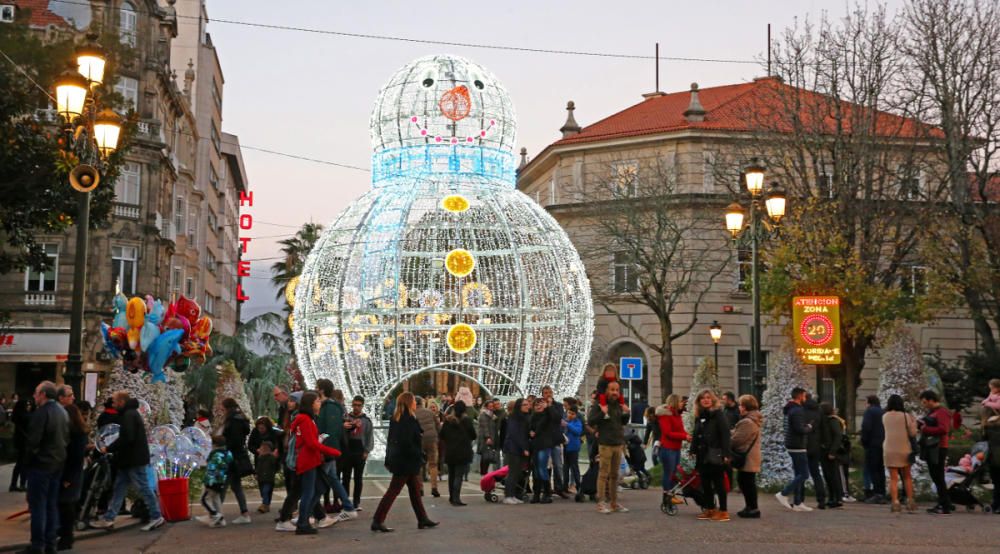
left=146, top=329, right=184, bottom=383
left=140, top=307, right=163, bottom=352
left=100, top=322, right=121, bottom=358
left=111, top=293, right=128, bottom=329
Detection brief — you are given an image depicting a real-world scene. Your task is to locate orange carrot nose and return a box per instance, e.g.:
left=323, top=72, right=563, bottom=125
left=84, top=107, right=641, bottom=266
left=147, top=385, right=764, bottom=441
left=439, top=85, right=471, bottom=121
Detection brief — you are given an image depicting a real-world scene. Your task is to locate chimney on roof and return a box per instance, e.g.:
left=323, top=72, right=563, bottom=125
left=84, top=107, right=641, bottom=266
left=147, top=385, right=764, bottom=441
left=183, top=59, right=195, bottom=99
left=683, top=82, right=706, bottom=122
left=518, top=147, right=529, bottom=171
left=560, top=101, right=581, bottom=138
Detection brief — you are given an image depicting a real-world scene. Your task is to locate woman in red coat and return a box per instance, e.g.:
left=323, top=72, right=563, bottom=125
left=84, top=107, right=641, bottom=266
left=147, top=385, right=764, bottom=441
left=289, top=391, right=341, bottom=535
left=655, top=394, right=690, bottom=509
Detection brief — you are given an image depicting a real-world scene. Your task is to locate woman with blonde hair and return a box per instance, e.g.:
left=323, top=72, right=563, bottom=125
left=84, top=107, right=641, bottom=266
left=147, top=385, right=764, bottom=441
left=731, top=394, right=763, bottom=519
left=689, top=389, right=731, bottom=522
left=372, top=392, right=438, bottom=533
left=655, top=394, right=690, bottom=510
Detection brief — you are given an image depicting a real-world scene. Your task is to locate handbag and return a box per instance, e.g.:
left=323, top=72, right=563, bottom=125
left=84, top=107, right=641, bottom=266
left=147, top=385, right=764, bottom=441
left=731, top=430, right=759, bottom=470
left=902, top=414, right=918, bottom=466
left=919, top=433, right=940, bottom=462
left=481, top=445, right=500, bottom=465
left=706, top=447, right=725, bottom=466
left=234, top=451, right=254, bottom=478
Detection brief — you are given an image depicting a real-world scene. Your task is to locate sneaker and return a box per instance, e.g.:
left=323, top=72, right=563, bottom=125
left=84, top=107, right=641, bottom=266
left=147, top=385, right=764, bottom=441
left=232, top=514, right=252, bottom=525
left=140, top=517, right=165, bottom=532
left=316, top=516, right=337, bottom=529
left=355, top=506, right=363, bottom=512
left=90, top=519, right=114, bottom=529
left=710, top=510, right=730, bottom=522
left=275, top=521, right=296, bottom=532
left=737, top=509, right=761, bottom=519
left=210, top=515, right=226, bottom=528
left=295, top=527, right=318, bottom=535
left=290, top=516, right=315, bottom=525
left=597, top=502, right=611, bottom=514
left=337, top=510, right=358, bottom=521
left=774, top=492, right=793, bottom=510
left=927, top=505, right=952, bottom=515
left=842, top=495, right=857, bottom=503
left=792, top=504, right=813, bottom=512
left=612, top=504, right=629, bottom=513
left=502, top=497, right=521, bottom=505
left=257, top=504, right=270, bottom=514
left=195, top=515, right=214, bottom=526
left=697, top=509, right=716, bottom=521
left=671, top=496, right=685, bottom=505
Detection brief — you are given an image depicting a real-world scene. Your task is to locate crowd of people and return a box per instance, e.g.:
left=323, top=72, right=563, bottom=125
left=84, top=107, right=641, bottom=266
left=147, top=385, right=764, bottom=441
left=9, top=372, right=1000, bottom=549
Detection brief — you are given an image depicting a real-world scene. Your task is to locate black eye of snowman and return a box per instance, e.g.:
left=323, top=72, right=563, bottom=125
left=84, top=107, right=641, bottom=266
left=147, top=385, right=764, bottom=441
left=422, top=78, right=435, bottom=88
left=473, top=80, right=484, bottom=90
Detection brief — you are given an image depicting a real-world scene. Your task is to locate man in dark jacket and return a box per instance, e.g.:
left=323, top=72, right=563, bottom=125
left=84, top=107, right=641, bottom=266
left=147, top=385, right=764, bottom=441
left=528, top=397, right=560, bottom=504
left=92, top=391, right=164, bottom=532
left=722, top=392, right=740, bottom=429
left=587, top=381, right=630, bottom=513
left=25, top=381, right=68, bottom=552
left=541, top=385, right=569, bottom=498
left=860, top=395, right=886, bottom=503
left=775, top=387, right=813, bottom=512
left=315, top=380, right=357, bottom=520
left=340, top=395, right=373, bottom=510
left=502, top=399, right=531, bottom=503
left=802, top=396, right=828, bottom=508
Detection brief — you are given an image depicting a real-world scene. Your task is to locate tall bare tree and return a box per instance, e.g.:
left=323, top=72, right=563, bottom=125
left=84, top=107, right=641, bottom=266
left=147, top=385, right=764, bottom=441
left=573, top=158, right=729, bottom=398
left=902, top=0, right=1000, bottom=377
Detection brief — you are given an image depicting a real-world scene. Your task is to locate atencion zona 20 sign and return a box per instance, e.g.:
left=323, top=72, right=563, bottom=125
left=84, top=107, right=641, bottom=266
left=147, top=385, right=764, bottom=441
left=793, top=296, right=841, bottom=365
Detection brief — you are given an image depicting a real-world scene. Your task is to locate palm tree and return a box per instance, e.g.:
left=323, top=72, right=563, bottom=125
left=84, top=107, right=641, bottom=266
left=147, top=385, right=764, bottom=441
left=184, top=312, right=292, bottom=418
left=271, top=222, right=324, bottom=305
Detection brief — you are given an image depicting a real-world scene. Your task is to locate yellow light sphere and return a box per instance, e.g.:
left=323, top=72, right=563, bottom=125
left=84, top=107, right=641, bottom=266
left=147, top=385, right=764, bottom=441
left=440, top=194, right=470, bottom=213
left=287, top=313, right=295, bottom=330
left=445, top=249, right=476, bottom=278
left=285, top=275, right=300, bottom=307
left=447, top=323, right=477, bottom=354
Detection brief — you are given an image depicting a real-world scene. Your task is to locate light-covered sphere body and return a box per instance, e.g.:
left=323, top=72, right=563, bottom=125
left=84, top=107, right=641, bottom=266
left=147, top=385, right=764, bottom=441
left=370, top=54, right=516, bottom=153
left=293, top=54, right=593, bottom=421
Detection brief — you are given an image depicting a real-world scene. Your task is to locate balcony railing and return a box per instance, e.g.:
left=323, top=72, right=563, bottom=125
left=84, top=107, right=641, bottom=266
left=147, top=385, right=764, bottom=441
left=24, top=293, right=56, bottom=306
left=113, top=202, right=141, bottom=219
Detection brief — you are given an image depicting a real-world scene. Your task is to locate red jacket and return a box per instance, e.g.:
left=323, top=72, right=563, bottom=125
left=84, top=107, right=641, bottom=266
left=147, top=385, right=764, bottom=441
left=290, top=413, right=341, bottom=475
left=922, top=406, right=951, bottom=449
left=655, top=408, right=688, bottom=450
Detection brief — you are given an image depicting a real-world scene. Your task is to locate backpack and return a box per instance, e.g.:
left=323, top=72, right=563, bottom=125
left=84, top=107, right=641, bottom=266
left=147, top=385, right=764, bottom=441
left=285, top=432, right=298, bottom=470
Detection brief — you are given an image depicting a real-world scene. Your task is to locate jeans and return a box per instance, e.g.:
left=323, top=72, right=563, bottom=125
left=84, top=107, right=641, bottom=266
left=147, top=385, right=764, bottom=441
left=104, top=465, right=162, bottom=521
left=373, top=473, right=428, bottom=525
left=297, top=469, right=317, bottom=530
left=534, top=448, right=553, bottom=482
left=865, top=447, right=886, bottom=496
left=259, top=482, right=274, bottom=507
left=319, top=460, right=354, bottom=512
left=339, top=453, right=366, bottom=507
left=27, top=468, right=61, bottom=550
left=563, top=450, right=581, bottom=489
left=551, top=445, right=565, bottom=491
left=821, top=457, right=843, bottom=504
left=201, top=488, right=223, bottom=516
left=807, top=455, right=827, bottom=504
left=738, top=470, right=758, bottom=511
left=447, top=463, right=469, bottom=502
left=927, top=449, right=950, bottom=508
left=781, top=452, right=809, bottom=506
left=505, top=453, right=528, bottom=498
left=596, top=445, right=623, bottom=506
left=699, top=463, right=727, bottom=511
left=658, top=448, right=681, bottom=491
left=227, top=463, right=248, bottom=514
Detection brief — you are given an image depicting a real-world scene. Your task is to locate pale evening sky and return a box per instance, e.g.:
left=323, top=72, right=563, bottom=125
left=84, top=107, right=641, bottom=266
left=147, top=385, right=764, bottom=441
left=200, top=0, right=905, bottom=319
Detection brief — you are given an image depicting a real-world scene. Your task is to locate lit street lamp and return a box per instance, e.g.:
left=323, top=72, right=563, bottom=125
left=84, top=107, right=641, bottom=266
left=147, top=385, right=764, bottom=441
left=723, top=159, right=786, bottom=399
left=709, top=320, right=722, bottom=369
left=60, top=36, right=122, bottom=398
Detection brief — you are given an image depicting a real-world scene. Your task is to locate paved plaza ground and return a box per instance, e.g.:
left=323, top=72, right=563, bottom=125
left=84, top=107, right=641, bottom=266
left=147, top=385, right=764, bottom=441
left=3, top=473, right=995, bottom=554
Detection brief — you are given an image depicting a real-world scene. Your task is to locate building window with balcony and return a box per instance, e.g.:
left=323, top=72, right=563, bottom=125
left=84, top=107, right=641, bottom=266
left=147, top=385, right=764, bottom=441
left=119, top=2, right=137, bottom=47
left=174, top=195, right=185, bottom=235
left=24, top=243, right=58, bottom=292
left=610, top=161, right=638, bottom=197
left=171, top=266, right=182, bottom=294
left=114, top=77, right=138, bottom=110
left=112, top=245, right=137, bottom=295
left=115, top=162, right=141, bottom=205
left=207, top=250, right=217, bottom=273
left=188, top=207, right=198, bottom=243
left=612, top=251, right=639, bottom=293
left=185, top=277, right=194, bottom=299
left=204, top=294, right=215, bottom=315
left=737, top=349, right=770, bottom=396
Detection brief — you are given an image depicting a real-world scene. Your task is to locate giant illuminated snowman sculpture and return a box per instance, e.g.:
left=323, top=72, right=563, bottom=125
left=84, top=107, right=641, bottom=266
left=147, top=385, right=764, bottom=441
left=292, top=55, right=593, bottom=422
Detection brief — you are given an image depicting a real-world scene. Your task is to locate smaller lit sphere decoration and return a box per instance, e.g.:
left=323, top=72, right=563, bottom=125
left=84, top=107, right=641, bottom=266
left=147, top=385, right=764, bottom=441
left=293, top=55, right=593, bottom=424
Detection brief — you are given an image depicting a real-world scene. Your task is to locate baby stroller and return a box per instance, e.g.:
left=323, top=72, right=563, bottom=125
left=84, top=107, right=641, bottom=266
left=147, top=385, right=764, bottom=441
left=661, top=464, right=730, bottom=516
left=946, top=442, right=992, bottom=513
left=481, top=466, right=509, bottom=503
left=624, top=432, right=651, bottom=490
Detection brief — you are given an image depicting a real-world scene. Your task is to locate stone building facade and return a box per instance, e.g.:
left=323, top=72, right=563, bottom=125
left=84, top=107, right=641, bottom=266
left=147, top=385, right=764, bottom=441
left=0, top=0, right=245, bottom=397
left=517, top=79, right=977, bottom=421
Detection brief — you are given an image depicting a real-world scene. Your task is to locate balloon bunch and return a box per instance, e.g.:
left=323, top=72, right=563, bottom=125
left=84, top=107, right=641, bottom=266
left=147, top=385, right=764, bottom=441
left=149, top=424, right=212, bottom=479
left=100, top=294, right=213, bottom=383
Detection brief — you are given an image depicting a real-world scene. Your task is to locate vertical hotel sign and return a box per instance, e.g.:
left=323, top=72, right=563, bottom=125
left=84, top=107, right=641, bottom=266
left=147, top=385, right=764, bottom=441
left=793, top=296, right=841, bottom=364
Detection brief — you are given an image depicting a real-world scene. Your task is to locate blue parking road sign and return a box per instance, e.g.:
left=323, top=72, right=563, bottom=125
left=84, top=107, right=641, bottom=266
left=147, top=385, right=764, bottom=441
left=619, top=357, right=643, bottom=380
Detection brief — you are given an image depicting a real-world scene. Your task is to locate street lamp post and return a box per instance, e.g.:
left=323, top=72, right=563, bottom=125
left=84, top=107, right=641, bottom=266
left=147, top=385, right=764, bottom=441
left=57, top=37, right=122, bottom=398
left=709, top=320, right=722, bottom=370
left=724, top=159, right=785, bottom=399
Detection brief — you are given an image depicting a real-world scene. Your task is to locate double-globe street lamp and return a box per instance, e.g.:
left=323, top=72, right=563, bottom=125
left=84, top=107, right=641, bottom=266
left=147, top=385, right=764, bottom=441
left=709, top=320, right=722, bottom=369
left=723, top=160, right=786, bottom=399
left=55, top=35, right=123, bottom=397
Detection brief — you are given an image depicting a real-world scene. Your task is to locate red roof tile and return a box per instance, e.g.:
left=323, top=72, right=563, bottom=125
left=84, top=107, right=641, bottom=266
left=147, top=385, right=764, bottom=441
left=12, top=1, right=73, bottom=29
left=551, top=76, right=940, bottom=147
